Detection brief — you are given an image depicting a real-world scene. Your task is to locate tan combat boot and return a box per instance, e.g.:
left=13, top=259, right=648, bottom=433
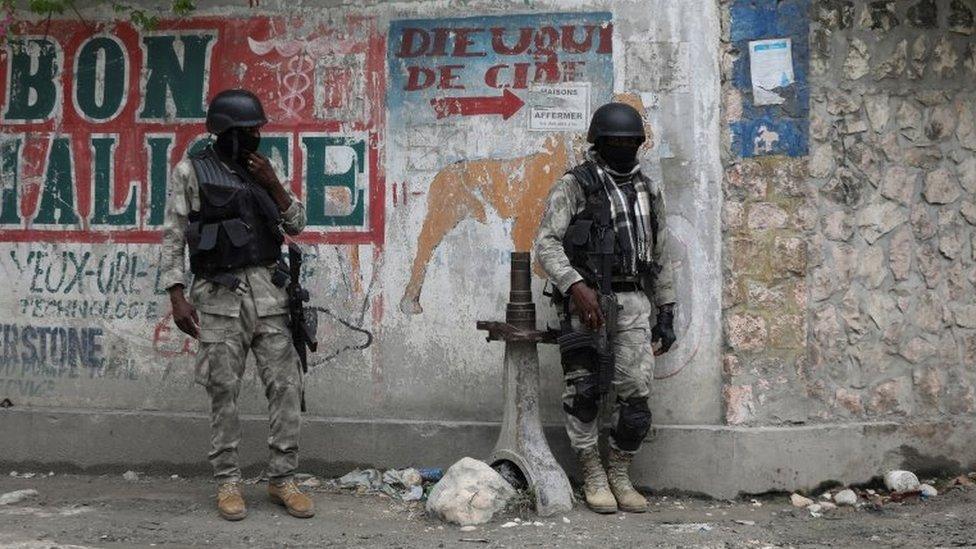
left=216, top=482, right=247, bottom=521
left=269, top=479, right=315, bottom=518
left=606, top=448, right=648, bottom=513
left=577, top=447, right=618, bottom=514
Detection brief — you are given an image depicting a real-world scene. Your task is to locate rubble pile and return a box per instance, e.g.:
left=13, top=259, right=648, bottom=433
left=303, top=466, right=440, bottom=502
left=788, top=469, right=975, bottom=517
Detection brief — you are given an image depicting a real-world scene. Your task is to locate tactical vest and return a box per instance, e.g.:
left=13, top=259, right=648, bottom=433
left=186, top=147, right=283, bottom=277
left=562, top=161, right=658, bottom=292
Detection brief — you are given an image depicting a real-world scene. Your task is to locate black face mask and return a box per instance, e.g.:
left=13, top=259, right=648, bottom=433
left=215, top=128, right=261, bottom=163
left=597, top=143, right=640, bottom=172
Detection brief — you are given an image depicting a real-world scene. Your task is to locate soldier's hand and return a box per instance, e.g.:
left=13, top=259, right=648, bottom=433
left=569, top=281, right=604, bottom=331
left=651, top=304, right=676, bottom=355
left=169, top=289, right=200, bottom=339
left=245, top=152, right=280, bottom=190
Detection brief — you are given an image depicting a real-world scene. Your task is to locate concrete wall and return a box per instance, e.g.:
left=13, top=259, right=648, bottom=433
left=0, top=0, right=727, bottom=488
left=2, top=0, right=974, bottom=499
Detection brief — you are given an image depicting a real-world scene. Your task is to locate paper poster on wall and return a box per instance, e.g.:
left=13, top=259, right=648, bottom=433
left=527, top=82, right=591, bottom=131
left=748, top=38, right=794, bottom=106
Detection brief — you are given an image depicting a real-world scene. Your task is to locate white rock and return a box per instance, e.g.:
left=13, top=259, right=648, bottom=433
left=858, top=201, right=907, bottom=244
left=911, top=36, right=928, bottom=78
left=562, top=516, right=571, bottom=524
left=425, top=457, right=515, bottom=526
left=807, top=503, right=823, bottom=513
left=959, top=158, right=976, bottom=193
left=0, top=489, right=39, bottom=505
left=844, top=39, right=871, bottom=80
left=834, top=489, right=858, bottom=506
left=889, top=227, right=914, bottom=281
left=864, top=94, right=891, bottom=132
left=932, top=36, right=959, bottom=78
left=122, top=471, right=140, bottom=482
left=501, top=521, right=518, bottom=528
left=960, top=202, right=976, bottom=225
left=857, top=245, right=886, bottom=288
left=170, top=474, right=180, bottom=480
left=459, top=525, right=477, bottom=532
left=819, top=492, right=833, bottom=500
left=920, top=484, right=938, bottom=497
left=790, top=493, right=814, bottom=508
left=880, top=166, right=918, bottom=206
left=884, top=470, right=921, bottom=493
left=959, top=104, right=976, bottom=150
left=923, top=168, right=961, bottom=204
left=820, top=501, right=838, bottom=511
left=400, top=468, right=423, bottom=487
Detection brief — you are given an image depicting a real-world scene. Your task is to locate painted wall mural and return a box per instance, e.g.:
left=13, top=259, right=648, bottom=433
left=0, top=16, right=386, bottom=244
left=387, top=12, right=614, bottom=314
left=0, top=16, right=386, bottom=408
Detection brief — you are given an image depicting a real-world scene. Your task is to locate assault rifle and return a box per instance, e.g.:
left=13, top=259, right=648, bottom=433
left=593, top=227, right=617, bottom=401
left=287, top=244, right=318, bottom=412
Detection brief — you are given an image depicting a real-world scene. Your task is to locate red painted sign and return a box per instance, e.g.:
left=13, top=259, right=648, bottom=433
left=0, top=16, right=386, bottom=245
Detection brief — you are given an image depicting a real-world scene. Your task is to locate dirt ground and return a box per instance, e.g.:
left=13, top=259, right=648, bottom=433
left=1, top=472, right=976, bottom=548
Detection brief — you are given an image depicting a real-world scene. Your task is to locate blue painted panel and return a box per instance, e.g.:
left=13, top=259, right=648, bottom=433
left=730, top=0, right=810, bottom=158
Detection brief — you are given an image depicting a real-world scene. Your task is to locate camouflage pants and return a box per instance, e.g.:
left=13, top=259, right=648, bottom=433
left=560, top=291, right=655, bottom=453
left=195, top=293, right=303, bottom=484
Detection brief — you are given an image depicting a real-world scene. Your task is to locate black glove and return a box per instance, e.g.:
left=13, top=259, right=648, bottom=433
left=651, top=304, right=676, bottom=354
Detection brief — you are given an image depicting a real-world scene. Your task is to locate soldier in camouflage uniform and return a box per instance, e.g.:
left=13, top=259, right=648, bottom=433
left=160, top=89, right=314, bottom=521
left=534, top=102, right=677, bottom=514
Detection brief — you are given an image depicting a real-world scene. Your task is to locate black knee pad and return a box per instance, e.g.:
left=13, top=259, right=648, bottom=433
left=563, top=374, right=600, bottom=423
left=613, top=397, right=652, bottom=451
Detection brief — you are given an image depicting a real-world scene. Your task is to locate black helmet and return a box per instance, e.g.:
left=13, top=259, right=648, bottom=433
left=587, top=102, right=645, bottom=143
left=206, top=89, right=267, bottom=135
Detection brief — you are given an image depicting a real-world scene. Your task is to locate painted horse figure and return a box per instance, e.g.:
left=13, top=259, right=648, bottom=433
left=400, top=93, right=648, bottom=315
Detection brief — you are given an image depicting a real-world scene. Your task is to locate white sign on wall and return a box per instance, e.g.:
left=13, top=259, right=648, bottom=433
left=527, top=82, right=591, bottom=131
left=748, top=38, right=794, bottom=106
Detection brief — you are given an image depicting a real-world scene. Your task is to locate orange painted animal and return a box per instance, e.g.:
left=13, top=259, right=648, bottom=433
left=399, top=93, right=650, bottom=315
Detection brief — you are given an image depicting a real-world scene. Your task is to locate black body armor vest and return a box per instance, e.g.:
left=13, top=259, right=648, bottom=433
left=562, top=161, right=659, bottom=292
left=187, top=147, right=283, bottom=276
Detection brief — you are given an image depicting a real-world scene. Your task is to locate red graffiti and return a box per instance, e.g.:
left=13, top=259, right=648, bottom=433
left=153, top=313, right=196, bottom=358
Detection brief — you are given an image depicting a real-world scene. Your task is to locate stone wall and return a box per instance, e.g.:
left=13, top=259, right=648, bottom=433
left=722, top=0, right=976, bottom=426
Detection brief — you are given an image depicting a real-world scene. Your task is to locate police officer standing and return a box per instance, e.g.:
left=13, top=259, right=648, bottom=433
left=160, top=89, right=314, bottom=521
left=534, top=103, right=677, bottom=514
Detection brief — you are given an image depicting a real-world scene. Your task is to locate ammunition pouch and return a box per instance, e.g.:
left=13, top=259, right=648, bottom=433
left=557, top=330, right=598, bottom=376
left=563, top=373, right=600, bottom=423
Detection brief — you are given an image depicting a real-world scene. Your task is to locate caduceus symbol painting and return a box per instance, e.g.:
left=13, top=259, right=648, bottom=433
left=248, top=26, right=362, bottom=119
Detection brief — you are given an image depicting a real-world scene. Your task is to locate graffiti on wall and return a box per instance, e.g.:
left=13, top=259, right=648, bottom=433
left=0, top=16, right=386, bottom=244
left=387, top=12, right=614, bottom=314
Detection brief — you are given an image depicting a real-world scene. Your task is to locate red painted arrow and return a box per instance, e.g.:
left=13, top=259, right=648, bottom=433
left=430, top=89, right=524, bottom=120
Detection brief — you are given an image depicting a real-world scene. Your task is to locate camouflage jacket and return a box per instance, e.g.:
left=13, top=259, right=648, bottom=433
left=159, top=157, right=306, bottom=317
left=534, top=169, right=676, bottom=307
